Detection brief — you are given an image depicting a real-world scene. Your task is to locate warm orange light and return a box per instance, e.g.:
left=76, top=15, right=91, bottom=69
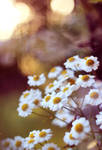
left=0, top=0, right=32, bottom=41
left=50, top=0, right=75, bottom=16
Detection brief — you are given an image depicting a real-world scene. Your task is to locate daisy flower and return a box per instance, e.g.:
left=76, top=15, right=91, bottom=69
left=17, top=100, right=34, bottom=117
left=96, top=112, right=102, bottom=129
left=81, top=56, right=99, bottom=72
left=48, top=66, right=63, bottom=78
left=55, top=109, right=75, bottom=124
left=19, top=89, right=42, bottom=102
left=63, top=132, right=80, bottom=146
left=29, top=130, right=39, bottom=139
left=76, top=75, right=95, bottom=88
left=27, top=73, right=46, bottom=86
left=71, top=117, right=91, bottom=139
left=24, top=137, right=38, bottom=149
left=57, top=69, right=74, bottom=81
left=13, top=136, right=24, bottom=150
left=48, top=92, right=67, bottom=111
left=84, top=89, right=102, bottom=106
left=36, top=129, right=52, bottom=143
left=41, top=93, right=52, bottom=108
left=64, top=55, right=82, bottom=71
left=45, top=80, right=60, bottom=94
left=30, top=92, right=42, bottom=109
left=1, top=138, right=13, bottom=150
left=42, top=143, right=60, bottom=150
left=52, top=118, right=67, bottom=128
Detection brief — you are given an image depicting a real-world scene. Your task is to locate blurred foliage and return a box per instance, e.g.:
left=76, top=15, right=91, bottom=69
left=89, top=0, right=102, bottom=3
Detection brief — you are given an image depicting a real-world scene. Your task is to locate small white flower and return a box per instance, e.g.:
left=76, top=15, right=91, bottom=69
left=64, top=55, right=82, bottom=71
left=1, top=138, right=13, bottom=150
left=28, top=130, right=39, bottom=139
left=42, top=143, right=60, bottom=150
left=27, top=73, right=46, bottom=86
left=76, top=75, right=95, bottom=88
left=17, top=100, right=34, bottom=117
left=41, top=93, right=52, bottom=108
left=24, top=137, right=38, bottom=149
left=19, top=89, right=42, bottom=102
left=71, top=117, right=90, bottom=139
left=55, top=108, right=75, bottom=124
left=45, top=80, right=60, bottom=94
left=52, top=118, right=67, bottom=128
left=48, top=92, right=67, bottom=111
left=81, top=56, right=99, bottom=72
left=96, top=112, right=102, bottom=129
left=13, top=136, right=24, bottom=150
left=58, top=69, right=74, bottom=81
left=63, top=132, right=80, bottom=146
left=36, top=129, right=52, bottom=143
left=48, top=66, right=63, bottom=78
left=84, top=89, right=102, bottom=106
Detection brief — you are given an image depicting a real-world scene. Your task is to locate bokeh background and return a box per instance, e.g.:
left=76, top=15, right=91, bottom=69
left=0, top=0, right=102, bottom=149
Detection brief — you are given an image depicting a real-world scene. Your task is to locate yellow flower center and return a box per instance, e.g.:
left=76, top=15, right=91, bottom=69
left=39, top=131, right=46, bottom=137
left=69, top=134, right=74, bottom=140
left=33, top=75, right=39, bottom=81
left=50, top=67, right=56, bottom=73
left=29, top=133, right=35, bottom=138
left=34, top=99, right=39, bottom=105
left=68, top=78, right=75, bottom=85
left=48, top=83, right=54, bottom=89
left=15, top=141, right=22, bottom=147
left=24, top=93, right=29, bottom=98
left=68, top=57, right=75, bottom=62
left=81, top=75, right=89, bottom=81
left=4, top=142, right=10, bottom=147
left=45, top=96, right=51, bottom=102
left=48, top=147, right=55, bottom=150
left=63, top=87, right=69, bottom=92
left=53, top=97, right=61, bottom=104
left=21, top=104, right=28, bottom=111
left=84, top=56, right=89, bottom=60
left=61, top=70, right=67, bottom=75
left=28, top=139, right=35, bottom=144
left=74, top=123, right=84, bottom=133
left=86, top=59, right=94, bottom=66
left=90, top=92, right=99, bottom=99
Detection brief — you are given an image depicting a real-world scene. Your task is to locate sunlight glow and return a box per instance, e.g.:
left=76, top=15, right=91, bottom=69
left=0, top=0, right=32, bottom=41
left=50, top=0, right=75, bottom=16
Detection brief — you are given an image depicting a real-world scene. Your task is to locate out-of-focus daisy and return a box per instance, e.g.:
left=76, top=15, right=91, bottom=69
left=52, top=118, right=67, bottom=128
left=13, top=136, right=24, bottom=150
left=55, top=109, right=75, bottom=124
left=58, top=69, right=74, bottom=80
left=76, top=75, right=95, bottom=88
left=19, top=89, right=42, bottom=102
left=60, top=84, right=73, bottom=97
left=64, top=55, right=82, bottom=71
left=29, top=130, right=38, bottom=139
left=24, top=137, right=37, bottom=149
left=96, top=112, right=102, bottom=129
left=63, top=132, right=80, bottom=146
left=17, top=100, right=34, bottom=117
left=36, top=129, right=52, bottom=143
left=45, top=80, right=60, bottom=94
left=84, top=89, right=102, bottom=106
left=27, top=73, right=46, bottom=86
left=30, top=92, right=42, bottom=109
left=71, top=117, right=90, bottom=139
left=81, top=56, right=99, bottom=72
left=1, top=138, right=13, bottom=150
left=42, top=143, right=60, bottom=150
left=49, top=92, right=67, bottom=111
left=48, top=66, right=63, bottom=78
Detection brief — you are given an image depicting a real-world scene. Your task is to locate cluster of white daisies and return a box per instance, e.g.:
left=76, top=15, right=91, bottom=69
left=2, top=55, right=102, bottom=149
